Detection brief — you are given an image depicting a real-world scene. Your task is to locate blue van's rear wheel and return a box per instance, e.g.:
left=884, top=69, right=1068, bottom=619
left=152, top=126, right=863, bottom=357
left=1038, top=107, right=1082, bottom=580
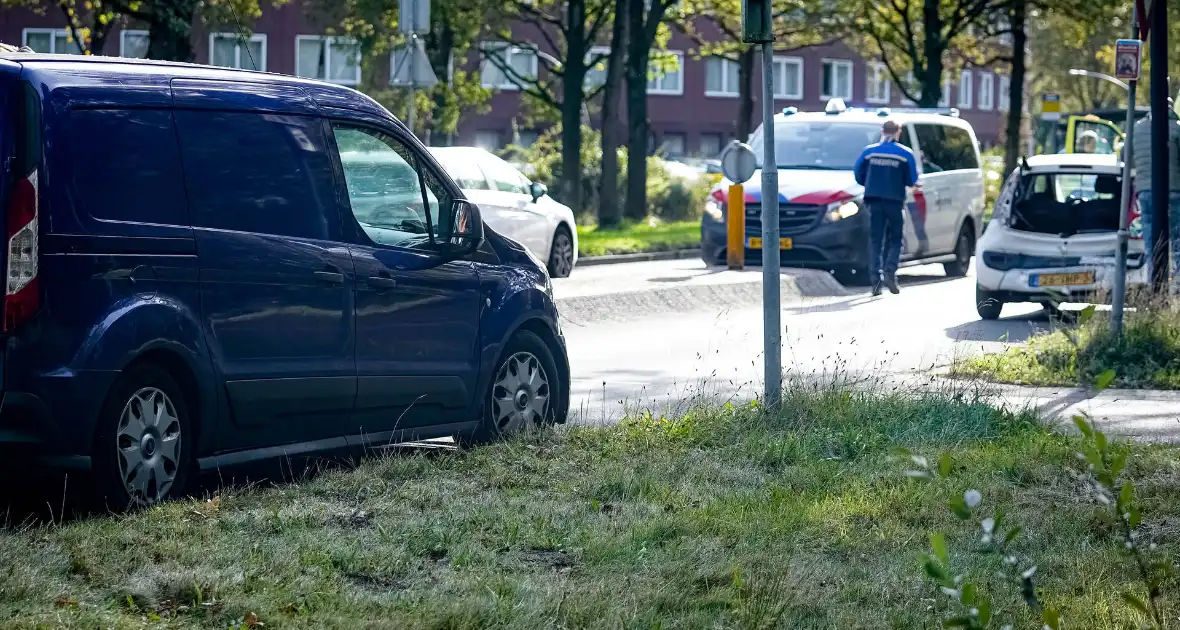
left=92, top=363, right=193, bottom=510
left=460, top=330, right=559, bottom=447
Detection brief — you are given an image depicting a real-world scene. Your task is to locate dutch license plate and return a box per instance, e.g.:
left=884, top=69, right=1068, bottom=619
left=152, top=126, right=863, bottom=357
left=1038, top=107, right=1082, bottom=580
left=748, top=237, right=793, bottom=250
left=1029, top=271, right=1096, bottom=287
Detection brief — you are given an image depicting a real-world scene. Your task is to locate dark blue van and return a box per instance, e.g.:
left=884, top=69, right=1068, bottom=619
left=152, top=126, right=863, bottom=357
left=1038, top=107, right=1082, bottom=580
left=0, top=53, right=569, bottom=508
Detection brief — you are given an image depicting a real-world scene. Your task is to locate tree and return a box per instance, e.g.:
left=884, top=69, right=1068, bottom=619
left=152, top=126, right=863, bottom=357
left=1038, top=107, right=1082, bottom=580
left=483, top=0, right=614, bottom=216
left=673, top=0, right=838, bottom=143
left=625, top=0, right=677, bottom=220
left=0, top=0, right=121, bottom=55
left=598, top=0, right=629, bottom=227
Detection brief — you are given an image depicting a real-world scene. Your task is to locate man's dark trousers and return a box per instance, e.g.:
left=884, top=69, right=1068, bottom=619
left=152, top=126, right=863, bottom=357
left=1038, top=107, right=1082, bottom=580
left=868, top=200, right=904, bottom=283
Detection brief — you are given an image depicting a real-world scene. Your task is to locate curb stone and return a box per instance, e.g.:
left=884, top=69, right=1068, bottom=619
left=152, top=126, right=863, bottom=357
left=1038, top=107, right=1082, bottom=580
left=578, top=248, right=702, bottom=266
left=555, top=269, right=850, bottom=325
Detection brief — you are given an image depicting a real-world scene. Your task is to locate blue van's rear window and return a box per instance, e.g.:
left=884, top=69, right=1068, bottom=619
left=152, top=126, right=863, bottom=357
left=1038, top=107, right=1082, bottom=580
left=69, top=109, right=189, bottom=227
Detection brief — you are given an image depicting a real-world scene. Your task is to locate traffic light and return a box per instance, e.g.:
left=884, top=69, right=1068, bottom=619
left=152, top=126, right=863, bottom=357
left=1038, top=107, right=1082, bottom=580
left=742, top=0, right=773, bottom=43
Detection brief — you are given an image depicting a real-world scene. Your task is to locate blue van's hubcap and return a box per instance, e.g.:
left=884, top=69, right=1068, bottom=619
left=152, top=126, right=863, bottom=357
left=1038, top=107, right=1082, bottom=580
left=116, top=387, right=182, bottom=506
left=492, top=352, right=550, bottom=433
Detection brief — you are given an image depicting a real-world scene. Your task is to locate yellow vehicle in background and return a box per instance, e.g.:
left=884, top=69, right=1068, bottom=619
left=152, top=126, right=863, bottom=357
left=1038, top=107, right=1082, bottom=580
left=1036, top=108, right=1147, bottom=155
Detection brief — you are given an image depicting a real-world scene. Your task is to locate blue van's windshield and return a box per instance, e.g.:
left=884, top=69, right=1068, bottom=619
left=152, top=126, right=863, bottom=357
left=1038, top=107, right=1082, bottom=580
left=748, top=121, right=881, bottom=171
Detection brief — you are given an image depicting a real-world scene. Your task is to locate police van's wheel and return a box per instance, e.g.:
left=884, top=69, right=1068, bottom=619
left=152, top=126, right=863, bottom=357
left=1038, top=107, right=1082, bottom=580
left=976, top=287, right=1003, bottom=320
left=944, top=225, right=973, bottom=277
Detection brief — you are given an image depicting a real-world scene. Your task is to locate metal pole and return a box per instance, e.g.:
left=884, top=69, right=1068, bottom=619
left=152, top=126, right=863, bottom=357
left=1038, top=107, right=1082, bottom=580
left=1112, top=8, right=1139, bottom=335
left=408, top=33, right=417, bottom=139
left=760, top=42, right=781, bottom=408
left=1150, top=0, right=1168, bottom=290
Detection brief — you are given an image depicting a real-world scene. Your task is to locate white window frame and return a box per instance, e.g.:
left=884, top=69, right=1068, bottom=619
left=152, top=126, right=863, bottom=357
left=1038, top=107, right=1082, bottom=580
left=773, top=56, right=804, bottom=100
left=998, top=75, right=1011, bottom=111
left=938, top=81, right=951, bottom=107
left=704, top=56, right=740, bottom=98
left=22, top=28, right=82, bottom=54
left=120, top=29, right=150, bottom=58
left=820, top=58, right=853, bottom=100
left=958, top=69, right=974, bottom=109
left=295, top=35, right=362, bottom=86
left=979, top=72, right=995, bottom=111
left=866, top=61, right=891, bottom=105
left=479, top=42, right=539, bottom=91
left=583, top=45, right=612, bottom=89
left=209, top=33, right=268, bottom=71
left=647, top=50, right=685, bottom=96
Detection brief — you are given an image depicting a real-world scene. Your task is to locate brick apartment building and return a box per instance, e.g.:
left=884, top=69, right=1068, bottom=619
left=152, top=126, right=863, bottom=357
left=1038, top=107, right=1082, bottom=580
left=1, top=2, right=1010, bottom=156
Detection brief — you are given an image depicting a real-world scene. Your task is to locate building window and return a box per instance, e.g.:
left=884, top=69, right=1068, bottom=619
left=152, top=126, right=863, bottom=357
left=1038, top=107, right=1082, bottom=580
left=660, top=133, right=686, bottom=158
left=22, top=28, right=84, bottom=54
left=120, top=30, right=150, bottom=58
left=958, top=70, right=973, bottom=109
left=979, top=72, right=994, bottom=110
left=938, top=81, right=951, bottom=107
left=866, top=62, right=891, bottom=104
left=773, top=56, right=803, bottom=100
left=480, top=42, right=538, bottom=91
left=900, top=71, right=916, bottom=105
left=821, top=59, right=853, bottom=100
left=296, top=36, right=361, bottom=85
left=705, top=57, right=740, bottom=97
left=584, top=46, right=612, bottom=88
left=700, top=133, right=723, bottom=157
left=210, top=33, right=266, bottom=71
left=647, top=51, right=684, bottom=95
left=475, top=130, right=503, bottom=151
left=998, top=75, right=1011, bottom=111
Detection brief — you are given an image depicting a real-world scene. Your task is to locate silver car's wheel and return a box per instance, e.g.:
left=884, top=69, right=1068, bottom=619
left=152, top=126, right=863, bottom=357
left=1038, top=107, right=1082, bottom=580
left=548, top=228, right=575, bottom=278
left=116, top=387, right=182, bottom=506
left=491, top=352, right=551, bottom=434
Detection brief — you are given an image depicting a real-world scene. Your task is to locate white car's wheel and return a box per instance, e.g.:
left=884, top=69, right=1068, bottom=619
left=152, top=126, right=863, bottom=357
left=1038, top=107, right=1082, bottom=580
left=547, top=226, right=575, bottom=278
left=976, top=286, right=1003, bottom=320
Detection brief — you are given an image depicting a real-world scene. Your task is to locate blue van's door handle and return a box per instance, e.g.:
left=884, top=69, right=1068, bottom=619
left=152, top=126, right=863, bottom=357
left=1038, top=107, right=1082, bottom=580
left=367, top=275, right=397, bottom=289
left=314, top=269, right=345, bottom=284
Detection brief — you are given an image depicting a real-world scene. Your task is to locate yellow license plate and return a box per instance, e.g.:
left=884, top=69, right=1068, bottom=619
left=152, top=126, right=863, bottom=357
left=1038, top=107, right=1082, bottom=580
left=1031, top=272, right=1095, bottom=287
left=748, top=237, right=793, bottom=250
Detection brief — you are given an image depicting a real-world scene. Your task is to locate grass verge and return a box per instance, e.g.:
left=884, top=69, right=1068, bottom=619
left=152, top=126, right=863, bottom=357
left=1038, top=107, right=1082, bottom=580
left=1, top=385, right=1178, bottom=628
left=954, top=304, right=1180, bottom=389
left=577, top=219, right=699, bottom=258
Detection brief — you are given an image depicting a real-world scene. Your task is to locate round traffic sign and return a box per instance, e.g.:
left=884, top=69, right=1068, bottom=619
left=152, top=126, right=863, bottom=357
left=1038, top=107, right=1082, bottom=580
left=719, top=141, right=757, bottom=183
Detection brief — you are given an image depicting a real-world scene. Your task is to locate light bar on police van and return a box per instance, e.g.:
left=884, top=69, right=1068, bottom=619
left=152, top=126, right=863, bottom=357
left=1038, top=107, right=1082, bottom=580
left=824, top=98, right=847, bottom=114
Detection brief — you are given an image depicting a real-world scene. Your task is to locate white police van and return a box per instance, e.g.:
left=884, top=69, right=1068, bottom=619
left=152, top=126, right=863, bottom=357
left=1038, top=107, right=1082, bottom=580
left=701, top=99, right=986, bottom=285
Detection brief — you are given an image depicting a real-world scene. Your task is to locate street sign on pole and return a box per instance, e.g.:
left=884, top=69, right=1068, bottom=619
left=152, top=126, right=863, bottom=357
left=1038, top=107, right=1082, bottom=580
left=1041, top=93, right=1061, bottom=121
left=1115, top=39, right=1142, bottom=81
left=720, top=141, right=757, bottom=183
left=720, top=141, right=756, bottom=271
left=390, top=39, right=439, bottom=88
left=1112, top=7, right=1140, bottom=335
left=399, top=0, right=430, bottom=33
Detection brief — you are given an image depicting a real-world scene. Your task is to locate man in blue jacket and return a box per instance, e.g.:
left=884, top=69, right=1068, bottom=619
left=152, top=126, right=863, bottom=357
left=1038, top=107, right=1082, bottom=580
left=854, top=120, right=920, bottom=296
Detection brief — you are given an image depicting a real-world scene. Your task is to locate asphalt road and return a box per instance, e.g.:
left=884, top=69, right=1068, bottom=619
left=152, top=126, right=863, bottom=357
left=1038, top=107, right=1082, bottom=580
left=557, top=259, right=1054, bottom=424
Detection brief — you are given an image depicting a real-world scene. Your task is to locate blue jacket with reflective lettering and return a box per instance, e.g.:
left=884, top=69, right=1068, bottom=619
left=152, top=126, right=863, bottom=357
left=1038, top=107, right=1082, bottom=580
left=853, top=139, right=919, bottom=205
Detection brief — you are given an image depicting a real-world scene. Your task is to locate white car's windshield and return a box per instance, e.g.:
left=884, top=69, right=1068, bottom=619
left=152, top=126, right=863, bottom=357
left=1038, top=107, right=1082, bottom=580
left=748, top=121, right=881, bottom=170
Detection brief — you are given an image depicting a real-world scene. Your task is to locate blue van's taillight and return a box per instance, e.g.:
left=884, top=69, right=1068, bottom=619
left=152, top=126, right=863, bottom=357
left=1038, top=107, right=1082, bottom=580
left=4, top=172, right=38, bottom=332
left=3, top=81, right=41, bottom=333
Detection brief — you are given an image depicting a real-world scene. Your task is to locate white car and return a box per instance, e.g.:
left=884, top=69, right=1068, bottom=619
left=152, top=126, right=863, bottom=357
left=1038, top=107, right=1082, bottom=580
left=429, top=147, right=579, bottom=277
left=975, top=153, right=1145, bottom=320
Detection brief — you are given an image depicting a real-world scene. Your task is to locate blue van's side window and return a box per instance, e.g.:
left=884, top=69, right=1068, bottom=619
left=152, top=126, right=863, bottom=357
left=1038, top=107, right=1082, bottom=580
left=173, top=111, right=338, bottom=241
left=69, top=109, right=190, bottom=227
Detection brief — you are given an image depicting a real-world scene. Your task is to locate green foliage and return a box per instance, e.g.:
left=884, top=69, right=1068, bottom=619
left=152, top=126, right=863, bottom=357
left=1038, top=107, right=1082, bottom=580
left=506, top=124, right=713, bottom=222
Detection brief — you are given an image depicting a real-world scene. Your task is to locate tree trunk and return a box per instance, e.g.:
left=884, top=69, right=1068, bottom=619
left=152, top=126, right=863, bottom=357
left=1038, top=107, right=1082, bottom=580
left=736, top=46, right=755, bottom=142
left=427, top=13, right=455, bottom=146
left=919, top=0, right=944, bottom=108
left=146, top=0, right=197, bottom=62
left=598, top=0, right=628, bottom=228
left=1004, top=0, right=1027, bottom=175
left=561, top=0, right=588, bottom=216
left=624, top=0, right=651, bottom=221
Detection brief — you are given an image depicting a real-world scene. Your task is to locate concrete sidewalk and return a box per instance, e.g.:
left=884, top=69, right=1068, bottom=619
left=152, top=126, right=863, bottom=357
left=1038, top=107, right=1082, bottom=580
left=987, top=383, right=1180, bottom=443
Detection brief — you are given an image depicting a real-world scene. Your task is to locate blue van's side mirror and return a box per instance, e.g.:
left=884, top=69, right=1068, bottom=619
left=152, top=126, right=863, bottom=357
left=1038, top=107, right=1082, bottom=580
left=443, top=199, right=484, bottom=256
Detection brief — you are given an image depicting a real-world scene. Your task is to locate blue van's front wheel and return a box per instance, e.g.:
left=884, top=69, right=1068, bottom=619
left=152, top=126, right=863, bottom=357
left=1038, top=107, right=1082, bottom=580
left=91, top=363, right=193, bottom=510
left=460, top=330, right=560, bottom=447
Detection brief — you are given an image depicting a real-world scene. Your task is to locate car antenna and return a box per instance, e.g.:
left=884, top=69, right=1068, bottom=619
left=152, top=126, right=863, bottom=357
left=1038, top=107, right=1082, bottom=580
left=228, top=3, right=259, bottom=71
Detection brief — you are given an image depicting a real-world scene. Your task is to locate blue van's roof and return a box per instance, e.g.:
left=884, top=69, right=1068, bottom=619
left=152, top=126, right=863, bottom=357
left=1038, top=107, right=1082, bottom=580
left=0, top=53, right=396, bottom=121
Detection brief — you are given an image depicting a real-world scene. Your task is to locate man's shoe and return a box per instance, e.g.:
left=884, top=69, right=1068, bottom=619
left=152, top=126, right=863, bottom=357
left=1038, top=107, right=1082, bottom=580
left=872, top=281, right=884, bottom=297
left=885, top=275, right=900, bottom=294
